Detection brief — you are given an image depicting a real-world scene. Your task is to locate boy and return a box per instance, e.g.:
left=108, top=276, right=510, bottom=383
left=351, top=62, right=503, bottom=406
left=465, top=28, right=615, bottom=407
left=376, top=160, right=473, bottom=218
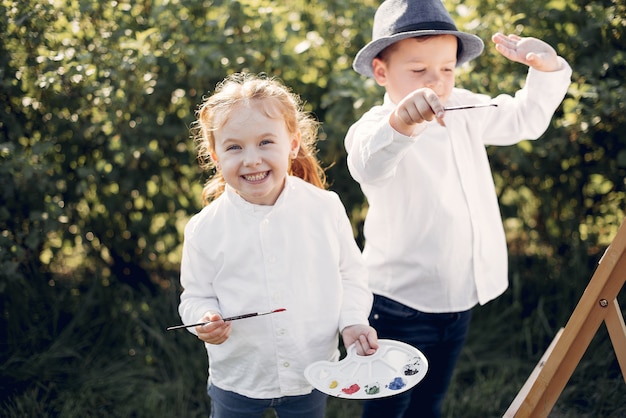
left=344, top=0, right=572, bottom=417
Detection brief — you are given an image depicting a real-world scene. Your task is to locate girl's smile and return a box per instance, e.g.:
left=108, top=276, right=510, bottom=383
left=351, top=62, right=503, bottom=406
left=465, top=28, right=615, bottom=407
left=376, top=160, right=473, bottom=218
left=242, top=171, right=269, bottom=182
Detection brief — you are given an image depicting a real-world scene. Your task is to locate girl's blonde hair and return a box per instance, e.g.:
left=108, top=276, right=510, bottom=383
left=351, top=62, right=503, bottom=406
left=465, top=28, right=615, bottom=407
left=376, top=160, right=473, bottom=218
left=192, top=73, right=327, bottom=206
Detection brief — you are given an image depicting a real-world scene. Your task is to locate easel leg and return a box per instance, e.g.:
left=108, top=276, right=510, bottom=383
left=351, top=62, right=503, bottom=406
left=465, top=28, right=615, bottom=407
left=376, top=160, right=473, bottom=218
left=503, top=329, right=564, bottom=418
left=605, top=298, right=626, bottom=384
left=503, top=217, right=626, bottom=417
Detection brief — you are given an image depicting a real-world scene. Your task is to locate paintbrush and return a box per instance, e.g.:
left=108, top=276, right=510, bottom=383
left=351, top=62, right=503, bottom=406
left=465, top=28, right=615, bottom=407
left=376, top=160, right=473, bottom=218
left=444, top=103, right=498, bottom=111
left=166, top=308, right=286, bottom=331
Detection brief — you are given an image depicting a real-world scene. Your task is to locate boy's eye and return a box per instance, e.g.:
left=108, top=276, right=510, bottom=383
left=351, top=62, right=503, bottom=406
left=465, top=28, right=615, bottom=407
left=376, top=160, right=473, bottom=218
left=225, top=144, right=241, bottom=151
left=260, top=139, right=274, bottom=146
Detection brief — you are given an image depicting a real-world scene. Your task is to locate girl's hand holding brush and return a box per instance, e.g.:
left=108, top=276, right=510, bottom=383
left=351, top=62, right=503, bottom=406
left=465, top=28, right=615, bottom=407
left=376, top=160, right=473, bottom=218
left=167, top=308, right=287, bottom=345
left=196, top=312, right=232, bottom=345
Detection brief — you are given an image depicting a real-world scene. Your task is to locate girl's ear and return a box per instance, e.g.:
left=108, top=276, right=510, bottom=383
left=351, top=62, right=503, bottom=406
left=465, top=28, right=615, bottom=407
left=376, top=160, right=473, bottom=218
left=372, top=58, right=388, bottom=86
left=290, top=131, right=301, bottom=159
left=210, top=151, right=220, bottom=169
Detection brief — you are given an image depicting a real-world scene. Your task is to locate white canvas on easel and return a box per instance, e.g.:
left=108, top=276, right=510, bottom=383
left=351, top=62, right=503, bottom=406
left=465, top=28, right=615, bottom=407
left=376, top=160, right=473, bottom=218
left=504, top=218, right=626, bottom=418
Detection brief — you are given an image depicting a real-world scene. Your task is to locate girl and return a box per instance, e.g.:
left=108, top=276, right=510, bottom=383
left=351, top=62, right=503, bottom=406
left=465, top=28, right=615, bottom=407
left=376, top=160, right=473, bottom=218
left=178, top=73, right=378, bottom=418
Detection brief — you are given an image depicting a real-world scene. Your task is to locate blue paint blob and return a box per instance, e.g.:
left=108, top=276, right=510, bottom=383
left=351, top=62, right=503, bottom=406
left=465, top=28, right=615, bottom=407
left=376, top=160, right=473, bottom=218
left=387, top=377, right=406, bottom=390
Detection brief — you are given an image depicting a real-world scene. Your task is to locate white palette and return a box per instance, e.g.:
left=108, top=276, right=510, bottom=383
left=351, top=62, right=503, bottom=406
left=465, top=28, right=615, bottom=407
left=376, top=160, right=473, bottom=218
left=304, top=339, right=428, bottom=399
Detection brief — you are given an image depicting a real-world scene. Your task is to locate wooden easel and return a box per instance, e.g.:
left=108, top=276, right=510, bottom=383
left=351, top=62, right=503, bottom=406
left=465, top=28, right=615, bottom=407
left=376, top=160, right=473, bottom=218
left=504, top=218, right=626, bottom=418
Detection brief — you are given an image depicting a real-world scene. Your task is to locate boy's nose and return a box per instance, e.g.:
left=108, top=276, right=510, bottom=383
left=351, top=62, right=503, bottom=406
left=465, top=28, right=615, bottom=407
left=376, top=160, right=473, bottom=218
left=424, top=73, right=441, bottom=88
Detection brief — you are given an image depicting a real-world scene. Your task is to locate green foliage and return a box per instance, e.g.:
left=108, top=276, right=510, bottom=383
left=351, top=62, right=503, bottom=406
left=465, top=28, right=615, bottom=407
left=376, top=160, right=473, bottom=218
left=0, top=275, right=211, bottom=417
left=1, top=0, right=625, bottom=416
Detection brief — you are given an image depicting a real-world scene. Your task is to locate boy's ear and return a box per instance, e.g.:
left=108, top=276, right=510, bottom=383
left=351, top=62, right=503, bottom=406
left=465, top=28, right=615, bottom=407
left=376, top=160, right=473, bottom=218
left=372, top=58, right=387, bottom=86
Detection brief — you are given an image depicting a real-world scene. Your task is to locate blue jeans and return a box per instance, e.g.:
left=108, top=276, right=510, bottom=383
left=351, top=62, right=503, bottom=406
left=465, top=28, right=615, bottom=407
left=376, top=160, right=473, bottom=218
left=208, top=384, right=327, bottom=418
left=361, top=295, right=472, bottom=418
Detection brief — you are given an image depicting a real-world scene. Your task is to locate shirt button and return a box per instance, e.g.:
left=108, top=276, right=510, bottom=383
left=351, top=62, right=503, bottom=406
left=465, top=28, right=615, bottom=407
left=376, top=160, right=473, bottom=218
left=283, top=362, right=290, bottom=368
left=278, top=329, right=286, bottom=335
left=268, top=256, right=276, bottom=263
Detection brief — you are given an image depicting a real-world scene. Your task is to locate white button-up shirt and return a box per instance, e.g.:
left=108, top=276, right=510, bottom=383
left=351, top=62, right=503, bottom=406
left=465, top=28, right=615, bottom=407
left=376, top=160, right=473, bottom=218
left=178, top=176, right=372, bottom=398
left=345, top=58, right=572, bottom=313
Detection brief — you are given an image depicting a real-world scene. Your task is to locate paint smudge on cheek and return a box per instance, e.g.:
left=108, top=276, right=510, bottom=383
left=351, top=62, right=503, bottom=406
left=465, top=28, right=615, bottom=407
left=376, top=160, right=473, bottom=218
left=341, top=383, right=360, bottom=395
left=387, top=377, right=406, bottom=390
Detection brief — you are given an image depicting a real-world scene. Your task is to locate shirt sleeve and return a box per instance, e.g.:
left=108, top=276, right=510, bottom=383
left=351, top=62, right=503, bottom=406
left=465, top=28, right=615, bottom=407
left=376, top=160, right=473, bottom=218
left=345, top=105, right=425, bottom=186
left=331, top=192, right=373, bottom=331
left=480, top=56, right=573, bottom=145
left=178, top=215, right=221, bottom=335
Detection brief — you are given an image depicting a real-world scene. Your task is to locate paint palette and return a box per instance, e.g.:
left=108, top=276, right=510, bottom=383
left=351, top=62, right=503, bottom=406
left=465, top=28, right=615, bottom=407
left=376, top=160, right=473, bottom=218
left=304, top=339, right=428, bottom=399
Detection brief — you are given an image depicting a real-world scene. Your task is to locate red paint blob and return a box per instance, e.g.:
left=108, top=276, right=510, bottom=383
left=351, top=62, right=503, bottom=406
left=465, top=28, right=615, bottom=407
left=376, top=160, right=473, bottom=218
left=341, top=383, right=360, bottom=394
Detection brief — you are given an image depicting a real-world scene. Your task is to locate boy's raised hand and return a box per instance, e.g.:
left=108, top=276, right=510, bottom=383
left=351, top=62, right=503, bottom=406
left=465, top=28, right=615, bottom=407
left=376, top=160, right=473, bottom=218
left=390, top=88, right=445, bottom=136
left=492, top=33, right=561, bottom=72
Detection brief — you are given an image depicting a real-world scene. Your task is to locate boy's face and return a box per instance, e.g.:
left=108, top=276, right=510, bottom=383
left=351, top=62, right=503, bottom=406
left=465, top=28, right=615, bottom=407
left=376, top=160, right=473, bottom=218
left=372, top=35, right=457, bottom=105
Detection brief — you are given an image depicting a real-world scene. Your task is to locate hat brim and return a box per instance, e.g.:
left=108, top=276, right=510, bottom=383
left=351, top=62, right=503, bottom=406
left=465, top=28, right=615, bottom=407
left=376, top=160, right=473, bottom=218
left=353, top=30, right=484, bottom=78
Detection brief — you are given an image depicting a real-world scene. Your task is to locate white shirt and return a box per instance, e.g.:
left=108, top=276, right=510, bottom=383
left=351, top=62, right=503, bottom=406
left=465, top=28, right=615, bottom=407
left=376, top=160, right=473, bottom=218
left=345, top=58, right=572, bottom=313
left=178, top=176, right=372, bottom=398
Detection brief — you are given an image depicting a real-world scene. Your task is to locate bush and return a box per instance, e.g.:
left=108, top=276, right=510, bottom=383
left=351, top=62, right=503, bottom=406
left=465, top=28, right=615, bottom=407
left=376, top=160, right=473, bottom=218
left=1, top=0, right=625, bottom=416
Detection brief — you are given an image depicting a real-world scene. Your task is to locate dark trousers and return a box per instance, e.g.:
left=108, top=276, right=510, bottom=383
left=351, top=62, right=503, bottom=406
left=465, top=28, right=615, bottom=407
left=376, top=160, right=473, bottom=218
left=208, top=384, right=327, bottom=418
left=362, top=294, right=472, bottom=418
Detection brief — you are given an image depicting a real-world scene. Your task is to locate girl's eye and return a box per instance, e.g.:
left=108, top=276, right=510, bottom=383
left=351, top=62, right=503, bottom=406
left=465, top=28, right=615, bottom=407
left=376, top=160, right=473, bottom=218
left=260, top=139, right=273, bottom=146
left=225, top=144, right=241, bottom=151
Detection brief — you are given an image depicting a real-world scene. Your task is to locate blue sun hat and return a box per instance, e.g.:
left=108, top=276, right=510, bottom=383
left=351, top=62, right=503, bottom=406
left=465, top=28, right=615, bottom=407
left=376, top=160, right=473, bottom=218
left=353, top=0, right=484, bottom=78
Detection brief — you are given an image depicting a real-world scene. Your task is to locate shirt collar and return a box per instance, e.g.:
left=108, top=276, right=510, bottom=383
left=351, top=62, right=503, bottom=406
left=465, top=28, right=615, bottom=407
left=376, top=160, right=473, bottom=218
left=382, top=93, right=397, bottom=109
left=223, top=174, right=293, bottom=215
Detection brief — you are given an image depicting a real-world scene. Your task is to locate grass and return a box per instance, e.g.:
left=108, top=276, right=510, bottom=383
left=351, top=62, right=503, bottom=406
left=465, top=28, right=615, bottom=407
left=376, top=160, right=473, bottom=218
left=1, top=265, right=625, bottom=417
